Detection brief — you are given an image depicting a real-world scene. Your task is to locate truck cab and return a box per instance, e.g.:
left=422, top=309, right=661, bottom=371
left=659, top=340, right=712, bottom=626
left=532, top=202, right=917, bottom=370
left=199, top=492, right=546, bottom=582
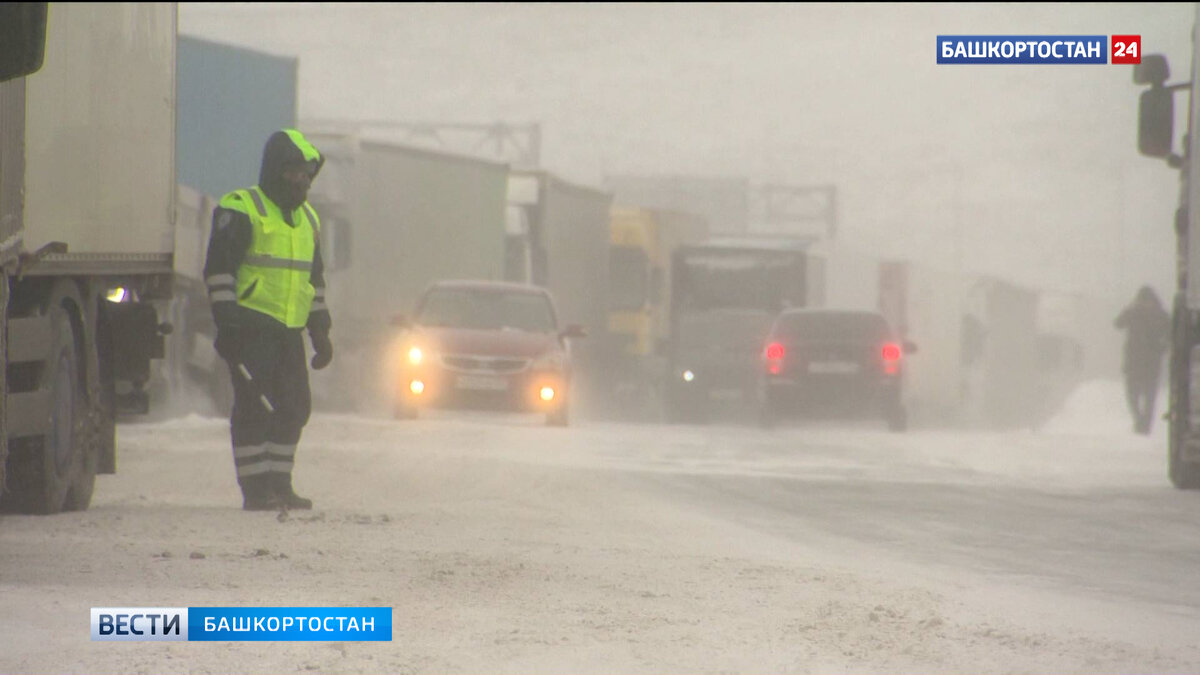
left=664, top=237, right=822, bottom=423
left=603, top=207, right=708, bottom=418
left=1133, top=12, right=1200, bottom=488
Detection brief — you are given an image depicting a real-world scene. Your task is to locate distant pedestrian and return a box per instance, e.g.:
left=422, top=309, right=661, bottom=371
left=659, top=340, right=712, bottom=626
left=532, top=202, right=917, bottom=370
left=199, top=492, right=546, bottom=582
left=1114, top=286, right=1170, bottom=435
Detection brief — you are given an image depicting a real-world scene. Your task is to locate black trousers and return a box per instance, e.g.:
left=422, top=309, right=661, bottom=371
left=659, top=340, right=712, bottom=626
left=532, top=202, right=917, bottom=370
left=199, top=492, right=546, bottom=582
left=225, top=324, right=311, bottom=490
left=1125, top=364, right=1162, bottom=434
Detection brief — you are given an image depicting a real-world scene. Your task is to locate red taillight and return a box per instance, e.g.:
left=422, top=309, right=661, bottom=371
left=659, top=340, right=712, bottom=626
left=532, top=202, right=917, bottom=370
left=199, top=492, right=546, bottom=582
left=765, top=342, right=785, bottom=360
left=881, top=343, right=902, bottom=361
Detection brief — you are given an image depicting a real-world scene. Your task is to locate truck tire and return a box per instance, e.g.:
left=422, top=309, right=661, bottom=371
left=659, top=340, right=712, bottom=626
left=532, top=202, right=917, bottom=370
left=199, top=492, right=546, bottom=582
left=5, top=298, right=86, bottom=513
left=63, top=391, right=98, bottom=512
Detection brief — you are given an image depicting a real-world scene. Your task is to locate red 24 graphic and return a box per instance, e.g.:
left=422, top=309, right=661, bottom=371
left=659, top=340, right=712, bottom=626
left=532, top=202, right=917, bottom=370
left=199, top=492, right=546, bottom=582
left=1112, top=35, right=1141, bottom=65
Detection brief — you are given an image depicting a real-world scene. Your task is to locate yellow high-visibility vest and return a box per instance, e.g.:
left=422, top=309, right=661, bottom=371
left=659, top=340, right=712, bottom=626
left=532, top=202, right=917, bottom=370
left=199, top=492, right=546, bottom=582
left=218, top=186, right=321, bottom=329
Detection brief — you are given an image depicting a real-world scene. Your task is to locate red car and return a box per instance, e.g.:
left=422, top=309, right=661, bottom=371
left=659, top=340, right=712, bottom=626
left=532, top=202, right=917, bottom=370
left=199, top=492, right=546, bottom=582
left=390, top=281, right=585, bottom=426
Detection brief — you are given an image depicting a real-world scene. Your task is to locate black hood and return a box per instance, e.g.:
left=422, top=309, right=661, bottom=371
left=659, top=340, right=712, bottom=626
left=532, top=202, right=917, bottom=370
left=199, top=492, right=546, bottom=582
left=258, top=129, right=324, bottom=213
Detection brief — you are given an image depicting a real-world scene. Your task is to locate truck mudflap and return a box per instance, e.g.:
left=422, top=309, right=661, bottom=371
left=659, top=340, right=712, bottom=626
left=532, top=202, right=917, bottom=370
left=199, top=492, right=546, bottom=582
left=105, top=300, right=165, bottom=410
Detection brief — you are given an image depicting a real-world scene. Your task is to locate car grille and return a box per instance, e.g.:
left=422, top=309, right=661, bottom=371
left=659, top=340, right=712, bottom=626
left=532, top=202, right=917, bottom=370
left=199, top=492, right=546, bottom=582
left=441, top=355, right=531, bottom=374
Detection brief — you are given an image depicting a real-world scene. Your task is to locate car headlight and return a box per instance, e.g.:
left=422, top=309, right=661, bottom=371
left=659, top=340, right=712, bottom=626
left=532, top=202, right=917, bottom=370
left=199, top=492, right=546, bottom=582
left=408, top=346, right=425, bottom=365
left=532, top=351, right=566, bottom=371
left=405, top=345, right=436, bottom=367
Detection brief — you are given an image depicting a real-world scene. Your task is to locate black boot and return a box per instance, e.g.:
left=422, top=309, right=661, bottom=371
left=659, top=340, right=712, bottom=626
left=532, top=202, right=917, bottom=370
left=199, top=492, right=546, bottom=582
left=240, top=474, right=279, bottom=511
left=270, top=472, right=313, bottom=510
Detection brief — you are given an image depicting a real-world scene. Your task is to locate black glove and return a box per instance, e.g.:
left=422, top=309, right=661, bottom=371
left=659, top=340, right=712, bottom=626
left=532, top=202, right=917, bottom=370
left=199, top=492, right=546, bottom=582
left=214, top=324, right=242, bottom=363
left=310, top=331, right=333, bottom=370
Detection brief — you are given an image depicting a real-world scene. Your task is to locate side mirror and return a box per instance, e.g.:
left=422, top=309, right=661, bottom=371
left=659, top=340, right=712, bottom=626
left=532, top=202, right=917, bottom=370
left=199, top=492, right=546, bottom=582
left=391, top=314, right=410, bottom=329
left=903, top=340, right=918, bottom=355
left=1138, top=86, right=1175, bottom=158
left=561, top=324, right=587, bottom=339
left=1133, top=54, right=1169, bottom=86
left=0, top=3, right=47, bottom=83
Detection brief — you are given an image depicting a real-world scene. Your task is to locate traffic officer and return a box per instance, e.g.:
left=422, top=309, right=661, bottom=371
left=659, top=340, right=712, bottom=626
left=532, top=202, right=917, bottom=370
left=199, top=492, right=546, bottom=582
left=203, top=129, right=333, bottom=510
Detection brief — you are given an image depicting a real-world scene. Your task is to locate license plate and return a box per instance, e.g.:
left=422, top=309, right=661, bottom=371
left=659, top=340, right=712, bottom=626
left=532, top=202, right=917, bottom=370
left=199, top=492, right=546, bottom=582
left=456, top=375, right=509, bottom=391
left=808, top=361, right=861, bottom=374
left=709, top=388, right=744, bottom=401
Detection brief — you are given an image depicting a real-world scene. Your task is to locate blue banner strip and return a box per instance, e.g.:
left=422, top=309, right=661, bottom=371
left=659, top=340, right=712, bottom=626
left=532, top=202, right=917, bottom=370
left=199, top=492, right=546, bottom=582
left=187, top=607, right=392, bottom=641
left=937, top=35, right=1107, bottom=64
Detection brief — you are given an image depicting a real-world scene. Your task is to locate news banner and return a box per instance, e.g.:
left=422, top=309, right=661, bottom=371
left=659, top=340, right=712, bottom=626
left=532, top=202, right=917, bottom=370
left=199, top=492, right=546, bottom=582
left=90, top=607, right=392, bottom=641
left=937, top=35, right=1141, bottom=64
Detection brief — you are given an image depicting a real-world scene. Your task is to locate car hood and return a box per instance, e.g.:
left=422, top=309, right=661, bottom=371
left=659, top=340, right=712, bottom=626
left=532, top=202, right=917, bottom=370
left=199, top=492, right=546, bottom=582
left=412, top=326, right=558, bottom=358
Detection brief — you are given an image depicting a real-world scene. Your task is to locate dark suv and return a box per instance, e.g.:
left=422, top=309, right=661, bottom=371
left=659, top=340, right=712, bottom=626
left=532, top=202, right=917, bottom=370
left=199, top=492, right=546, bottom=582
left=759, top=309, right=916, bottom=431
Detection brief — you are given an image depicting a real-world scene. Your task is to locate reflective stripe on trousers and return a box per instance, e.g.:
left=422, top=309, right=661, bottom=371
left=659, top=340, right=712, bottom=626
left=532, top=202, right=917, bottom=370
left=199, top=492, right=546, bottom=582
left=226, top=324, right=311, bottom=483
left=234, top=442, right=297, bottom=477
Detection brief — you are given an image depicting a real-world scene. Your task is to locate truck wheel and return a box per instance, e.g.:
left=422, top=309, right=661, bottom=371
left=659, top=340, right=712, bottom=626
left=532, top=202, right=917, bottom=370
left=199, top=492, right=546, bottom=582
left=63, top=405, right=98, bottom=512
left=6, top=300, right=85, bottom=513
left=48, top=300, right=88, bottom=512
left=65, top=372, right=111, bottom=511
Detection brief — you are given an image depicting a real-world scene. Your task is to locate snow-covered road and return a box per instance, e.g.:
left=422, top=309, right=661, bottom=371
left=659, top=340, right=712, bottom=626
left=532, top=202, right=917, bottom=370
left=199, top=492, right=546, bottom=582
left=2, top=380, right=1199, bottom=674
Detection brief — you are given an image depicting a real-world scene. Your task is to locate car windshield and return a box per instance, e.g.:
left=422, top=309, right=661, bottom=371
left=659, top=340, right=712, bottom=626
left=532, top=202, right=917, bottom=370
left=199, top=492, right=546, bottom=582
left=416, top=288, right=557, bottom=333
left=675, top=249, right=806, bottom=312
left=774, top=311, right=891, bottom=342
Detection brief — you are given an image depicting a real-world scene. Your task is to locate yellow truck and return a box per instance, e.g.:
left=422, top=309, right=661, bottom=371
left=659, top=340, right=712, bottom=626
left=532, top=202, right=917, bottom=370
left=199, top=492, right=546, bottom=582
left=604, top=207, right=708, bottom=419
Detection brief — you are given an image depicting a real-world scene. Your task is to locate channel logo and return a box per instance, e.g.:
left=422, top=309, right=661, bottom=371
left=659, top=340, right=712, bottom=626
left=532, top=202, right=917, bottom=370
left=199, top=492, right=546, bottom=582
left=91, top=608, right=188, bottom=642
left=91, top=607, right=392, bottom=642
left=937, top=35, right=1121, bottom=64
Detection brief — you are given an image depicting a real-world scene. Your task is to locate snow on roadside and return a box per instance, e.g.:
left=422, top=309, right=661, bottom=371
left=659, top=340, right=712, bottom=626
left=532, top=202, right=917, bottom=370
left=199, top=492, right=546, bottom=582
left=4, top=378, right=1195, bottom=674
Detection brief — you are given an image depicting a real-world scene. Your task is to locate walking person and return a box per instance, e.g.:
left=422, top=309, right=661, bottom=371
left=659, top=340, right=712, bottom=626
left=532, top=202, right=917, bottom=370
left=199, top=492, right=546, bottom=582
left=1114, top=286, right=1170, bottom=435
left=203, top=129, right=333, bottom=509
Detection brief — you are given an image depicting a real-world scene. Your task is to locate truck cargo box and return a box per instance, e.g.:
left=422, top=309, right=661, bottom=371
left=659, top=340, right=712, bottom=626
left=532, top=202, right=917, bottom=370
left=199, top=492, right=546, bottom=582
left=21, top=3, right=176, bottom=270
left=308, top=133, right=509, bottom=334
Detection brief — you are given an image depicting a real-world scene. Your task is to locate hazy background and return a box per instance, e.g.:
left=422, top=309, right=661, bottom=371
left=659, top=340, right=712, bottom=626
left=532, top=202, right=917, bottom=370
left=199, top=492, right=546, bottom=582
left=180, top=2, right=1190, bottom=308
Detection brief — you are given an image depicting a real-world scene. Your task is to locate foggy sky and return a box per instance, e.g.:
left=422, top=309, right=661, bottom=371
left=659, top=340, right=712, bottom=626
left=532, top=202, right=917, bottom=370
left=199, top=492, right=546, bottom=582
left=180, top=2, right=1190, bottom=306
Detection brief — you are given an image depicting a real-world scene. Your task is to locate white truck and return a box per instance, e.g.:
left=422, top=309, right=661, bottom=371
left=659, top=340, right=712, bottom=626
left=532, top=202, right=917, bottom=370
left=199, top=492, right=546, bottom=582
left=301, top=131, right=511, bottom=413
left=0, top=3, right=177, bottom=513
left=1135, top=4, right=1200, bottom=487
left=507, top=170, right=614, bottom=412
